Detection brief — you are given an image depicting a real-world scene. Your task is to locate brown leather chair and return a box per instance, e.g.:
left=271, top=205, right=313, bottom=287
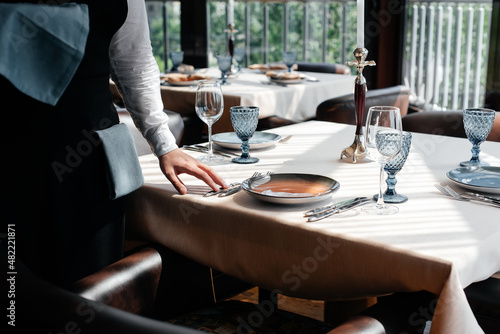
left=13, top=240, right=440, bottom=334
left=296, top=62, right=351, bottom=75
left=316, top=85, right=411, bottom=125
left=257, top=115, right=297, bottom=130
left=402, top=110, right=500, bottom=142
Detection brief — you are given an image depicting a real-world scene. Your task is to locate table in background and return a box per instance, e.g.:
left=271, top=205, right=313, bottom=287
left=159, top=70, right=354, bottom=133
left=126, top=121, right=500, bottom=334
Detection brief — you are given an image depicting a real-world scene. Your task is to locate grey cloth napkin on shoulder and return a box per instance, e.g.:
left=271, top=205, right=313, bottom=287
left=95, top=123, right=144, bottom=200
left=0, top=3, right=89, bottom=105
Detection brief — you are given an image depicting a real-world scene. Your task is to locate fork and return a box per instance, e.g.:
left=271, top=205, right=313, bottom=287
left=204, top=172, right=260, bottom=197
left=435, top=184, right=500, bottom=207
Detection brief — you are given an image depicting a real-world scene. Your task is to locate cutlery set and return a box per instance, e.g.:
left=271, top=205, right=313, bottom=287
left=204, top=175, right=374, bottom=221
left=435, top=184, right=500, bottom=207
left=203, top=182, right=242, bottom=197
left=304, top=197, right=373, bottom=222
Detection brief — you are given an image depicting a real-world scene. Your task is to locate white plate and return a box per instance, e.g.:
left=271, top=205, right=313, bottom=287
left=269, top=77, right=306, bottom=84
left=164, top=79, right=201, bottom=86
left=446, top=166, right=500, bottom=194
left=242, top=173, right=340, bottom=204
left=212, top=132, right=281, bottom=150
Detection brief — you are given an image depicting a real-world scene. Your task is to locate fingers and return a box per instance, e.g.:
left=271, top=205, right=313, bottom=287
left=159, top=149, right=228, bottom=194
left=167, top=173, right=188, bottom=195
left=196, top=163, right=228, bottom=189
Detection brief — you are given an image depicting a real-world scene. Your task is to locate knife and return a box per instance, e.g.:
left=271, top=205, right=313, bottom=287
left=303, top=197, right=368, bottom=217
left=307, top=198, right=373, bottom=222
left=218, top=185, right=242, bottom=197
left=182, top=146, right=232, bottom=158
left=463, top=192, right=500, bottom=205
left=193, top=144, right=240, bottom=157
left=203, top=183, right=241, bottom=197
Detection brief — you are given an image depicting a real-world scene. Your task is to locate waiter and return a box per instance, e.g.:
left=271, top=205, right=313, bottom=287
left=1, top=0, right=226, bottom=286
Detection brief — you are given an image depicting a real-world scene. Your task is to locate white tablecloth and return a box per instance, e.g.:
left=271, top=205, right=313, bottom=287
left=218, top=70, right=354, bottom=121
left=126, top=121, right=500, bottom=334
left=159, top=69, right=354, bottom=125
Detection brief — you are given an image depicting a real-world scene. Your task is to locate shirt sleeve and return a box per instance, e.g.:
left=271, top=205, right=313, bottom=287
left=108, top=0, right=177, bottom=157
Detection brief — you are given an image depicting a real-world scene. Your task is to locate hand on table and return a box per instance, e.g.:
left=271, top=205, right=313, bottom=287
left=158, top=148, right=227, bottom=195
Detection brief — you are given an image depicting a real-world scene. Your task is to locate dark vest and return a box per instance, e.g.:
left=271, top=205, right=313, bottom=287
left=1, top=0, right=129, bottom=285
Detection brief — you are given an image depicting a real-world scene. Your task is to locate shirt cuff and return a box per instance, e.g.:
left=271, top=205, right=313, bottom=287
left=147, top=130, right=178, bottom=157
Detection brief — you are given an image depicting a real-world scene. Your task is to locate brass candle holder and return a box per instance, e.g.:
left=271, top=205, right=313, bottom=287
left=341, top=47, right=376, bottom=163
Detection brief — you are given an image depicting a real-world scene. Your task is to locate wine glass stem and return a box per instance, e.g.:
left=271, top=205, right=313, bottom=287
left=207, top=124, right=214, bottom=157
left=470, top=143, right=481, bottom=163
left=385, top=172, right=397, bottom=196
left=241, top=140, right=250, bottom=158
left=377, top=164, right=385, bottom=208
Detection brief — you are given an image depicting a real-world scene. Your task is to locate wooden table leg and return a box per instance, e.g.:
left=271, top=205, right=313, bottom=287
left=324, top=297, right=377, bottom=326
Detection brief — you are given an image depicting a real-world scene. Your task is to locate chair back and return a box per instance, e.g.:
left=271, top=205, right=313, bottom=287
left=402, top=110, right=500, bottom=142
left=316, top=85, right=410, bottom=125
left=296, top=62, right=351, bottom=75
left=70, top=247, right=163, bottom=316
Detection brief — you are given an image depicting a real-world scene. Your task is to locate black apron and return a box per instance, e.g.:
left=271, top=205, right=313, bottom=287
left=1, top=0, right=129, bottom=286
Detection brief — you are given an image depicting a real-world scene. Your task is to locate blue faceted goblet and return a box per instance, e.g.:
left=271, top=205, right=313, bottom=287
left=169, top=51, right=184, bottom=73
left=230, top=106, right=259, bottom=164
left=460, top=108, right=495, bottom=167
left=216, top=54, right=232, bottom=85
left=233, top=48, right=245, bottom=72
left=282, top=51, right=296, bottom=72
left=374, top=132, right=412, bottom=203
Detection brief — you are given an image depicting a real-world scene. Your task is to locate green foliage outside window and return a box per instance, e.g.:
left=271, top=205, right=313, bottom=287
left=147, top=1, right=358, bottom=70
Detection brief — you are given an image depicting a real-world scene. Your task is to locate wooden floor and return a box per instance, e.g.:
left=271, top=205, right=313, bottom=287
left=228, top=287, right=325, bottom=322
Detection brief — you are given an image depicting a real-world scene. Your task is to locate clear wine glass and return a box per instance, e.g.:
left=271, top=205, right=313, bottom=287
left=195, top=80, right=225, bottom=165
left=216, top=54, right=232, bottom=85
left=460, top=108, right=495, bottom=167
left=230, top=106, right=259, bottom=164
left=169, top=51, right=184, bottom=73
left=282, top=51, right=297, bottom=72
left=362, top=106, right=403, bottom=215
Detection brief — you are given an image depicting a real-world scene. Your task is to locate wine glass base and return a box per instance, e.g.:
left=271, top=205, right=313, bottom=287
left=373, top=193, right=408, bottom=204
left=362, top=203, right=399, bottom=215
left=232, top=156, right=259, bottom=164
left=460, top=160, right=489, bottom=167
left=197, top=155, right=225, bottom=166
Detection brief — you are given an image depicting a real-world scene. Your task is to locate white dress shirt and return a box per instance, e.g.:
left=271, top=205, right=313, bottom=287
left=109, top=0, right=177, bottom=157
